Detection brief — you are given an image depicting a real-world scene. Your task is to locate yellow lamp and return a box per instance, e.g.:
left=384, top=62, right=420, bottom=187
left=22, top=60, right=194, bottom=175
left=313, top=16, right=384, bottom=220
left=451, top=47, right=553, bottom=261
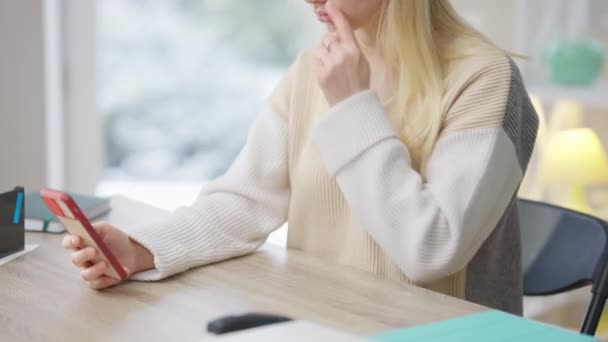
left=540, top=128, right=608, bottom=214
left=548, top=99, right=584, bottom=134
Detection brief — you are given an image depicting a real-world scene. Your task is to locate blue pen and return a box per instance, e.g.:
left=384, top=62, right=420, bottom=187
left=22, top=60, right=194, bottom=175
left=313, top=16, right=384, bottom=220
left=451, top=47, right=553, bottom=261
left=13, top=191, right=23, bottom=225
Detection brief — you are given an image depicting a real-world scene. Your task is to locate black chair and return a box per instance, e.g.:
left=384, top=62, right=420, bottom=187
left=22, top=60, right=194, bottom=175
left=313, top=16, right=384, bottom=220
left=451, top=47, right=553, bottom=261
left=519, top=198, right=608, bottom=336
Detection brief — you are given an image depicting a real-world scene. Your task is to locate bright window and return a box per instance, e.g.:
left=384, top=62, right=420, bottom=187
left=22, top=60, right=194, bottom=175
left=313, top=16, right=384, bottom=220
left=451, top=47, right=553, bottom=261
left=98, top=1, right=317, bottom=184
left=96, top=1, right=318, bottom=245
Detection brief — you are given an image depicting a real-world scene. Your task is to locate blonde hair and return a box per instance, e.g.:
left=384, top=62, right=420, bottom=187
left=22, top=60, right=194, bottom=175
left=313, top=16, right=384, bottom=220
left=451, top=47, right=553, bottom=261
left=375, top=0, right=504, bottom=169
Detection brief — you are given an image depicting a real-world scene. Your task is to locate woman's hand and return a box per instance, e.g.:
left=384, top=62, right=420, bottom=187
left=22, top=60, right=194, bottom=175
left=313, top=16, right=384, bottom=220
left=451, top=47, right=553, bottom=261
left=62, top=222, right=155, bottom=290
left=313, top=2, right=371, bottom=107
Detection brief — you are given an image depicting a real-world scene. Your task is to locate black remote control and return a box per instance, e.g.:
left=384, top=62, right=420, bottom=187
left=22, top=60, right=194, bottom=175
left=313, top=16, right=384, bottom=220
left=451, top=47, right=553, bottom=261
left=207, top=313, right=293, bottom=335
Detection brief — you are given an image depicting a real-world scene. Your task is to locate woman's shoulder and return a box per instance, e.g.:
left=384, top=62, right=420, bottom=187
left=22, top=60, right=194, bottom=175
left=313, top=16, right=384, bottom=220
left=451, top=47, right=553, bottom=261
left=440, top=52, right=534, bottom=137
left=441, top=50, right=531, bottom=109
left=273, top=49, right=319, bottom=95
left=285, top=49, right=316, bottom=79
left=443, top=52, right=516, bottom=90
left=268, top=49, right=323, bottom=118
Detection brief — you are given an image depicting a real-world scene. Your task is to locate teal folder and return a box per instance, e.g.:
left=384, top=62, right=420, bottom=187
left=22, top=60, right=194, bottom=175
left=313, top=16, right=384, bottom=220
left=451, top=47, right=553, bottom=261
left=371, top=311, right=596, bottom=342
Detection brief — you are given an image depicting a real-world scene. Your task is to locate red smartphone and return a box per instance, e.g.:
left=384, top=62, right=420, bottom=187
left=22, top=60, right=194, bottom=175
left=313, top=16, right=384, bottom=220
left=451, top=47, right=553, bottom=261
left=40, top=188, right=127, bottom=280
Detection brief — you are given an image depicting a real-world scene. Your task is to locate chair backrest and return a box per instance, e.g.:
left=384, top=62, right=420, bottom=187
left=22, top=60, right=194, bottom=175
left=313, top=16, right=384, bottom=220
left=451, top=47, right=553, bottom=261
left=519, top=199, right=608, bottom=296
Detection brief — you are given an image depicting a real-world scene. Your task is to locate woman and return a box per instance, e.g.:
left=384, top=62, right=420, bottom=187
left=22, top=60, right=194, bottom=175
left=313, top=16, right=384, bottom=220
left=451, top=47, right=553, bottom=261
left=64, top=0, right=538, bottom=314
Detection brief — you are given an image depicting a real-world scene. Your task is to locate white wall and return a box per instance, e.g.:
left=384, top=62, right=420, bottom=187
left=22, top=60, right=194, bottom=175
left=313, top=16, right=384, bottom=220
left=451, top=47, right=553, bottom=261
left=452, top=0, right=608, bottom=75
left=451, top=0, right=517, bottom=52
left=62, top=0, right=101, bottom=194
left=0, top=1, right=49, bottom=192
left=0, top=0, right=100, bottom=195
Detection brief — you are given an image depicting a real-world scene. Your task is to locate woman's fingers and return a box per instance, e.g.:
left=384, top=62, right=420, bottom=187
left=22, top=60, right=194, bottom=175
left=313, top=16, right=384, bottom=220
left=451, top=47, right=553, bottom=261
left=314, top=41, right=331, bottom=80
left=318, top=32, right=340, bottom=65
left=316, top=40, right=331, bottom=61
left=87, top=275, right=120, bottom=290
left=322, top=32, right=340, bottom=51
left=325, top=2, right=356, bottom=48
left=71, top=246, right=97, bottom=268
left=80, top=261, right=107, bottom=282
left=61, top=234, right=73, bottom=249
left=63, top=224, right=130, bottom=290
left=62, top=234, right=81, bottom=250
left=92, top=221, right=112, bottom=236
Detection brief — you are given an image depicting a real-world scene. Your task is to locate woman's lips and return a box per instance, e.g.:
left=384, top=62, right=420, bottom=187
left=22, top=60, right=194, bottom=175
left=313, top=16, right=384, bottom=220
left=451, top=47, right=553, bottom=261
left=315, top=10, right=332, bottom=24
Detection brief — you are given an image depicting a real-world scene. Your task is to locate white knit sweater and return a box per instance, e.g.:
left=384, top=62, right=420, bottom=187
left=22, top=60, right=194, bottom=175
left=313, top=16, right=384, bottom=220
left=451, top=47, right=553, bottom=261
left=126, top=51, right=538, bottom=314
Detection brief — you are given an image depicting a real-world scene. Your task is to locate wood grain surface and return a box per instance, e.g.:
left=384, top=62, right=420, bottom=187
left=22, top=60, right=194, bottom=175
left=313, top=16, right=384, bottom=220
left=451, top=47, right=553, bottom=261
left=0, top=197, right=484, bottom=342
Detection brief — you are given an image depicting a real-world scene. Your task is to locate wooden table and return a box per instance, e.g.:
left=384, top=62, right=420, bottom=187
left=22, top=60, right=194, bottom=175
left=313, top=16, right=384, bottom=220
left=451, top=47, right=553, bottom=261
left=0, top=197, right=484, bottom=341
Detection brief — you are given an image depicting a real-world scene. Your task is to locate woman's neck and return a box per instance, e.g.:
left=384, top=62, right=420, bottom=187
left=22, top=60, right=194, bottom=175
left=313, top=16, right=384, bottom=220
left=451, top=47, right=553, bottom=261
left=355, top=16, right=381, bottom=59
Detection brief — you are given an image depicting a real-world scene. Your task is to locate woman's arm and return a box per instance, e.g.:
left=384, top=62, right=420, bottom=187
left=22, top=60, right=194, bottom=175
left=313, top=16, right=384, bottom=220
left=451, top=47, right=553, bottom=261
left=127, top=104, right=290, bottom=281
left=313, top=59, right=538, bottom=283
left=125, top=61, right=298, bottom=281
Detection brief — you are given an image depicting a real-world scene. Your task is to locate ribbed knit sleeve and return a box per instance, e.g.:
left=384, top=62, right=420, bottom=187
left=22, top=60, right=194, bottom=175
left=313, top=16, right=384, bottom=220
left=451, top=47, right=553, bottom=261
left=312, top=56, right=537, bottom=284
left=125, top=58, right=298, bottom=280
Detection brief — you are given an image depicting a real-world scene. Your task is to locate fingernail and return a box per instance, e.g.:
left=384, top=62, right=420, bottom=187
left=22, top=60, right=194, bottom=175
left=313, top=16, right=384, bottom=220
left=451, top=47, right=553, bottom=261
left=72, top=237, right=78, bottom=245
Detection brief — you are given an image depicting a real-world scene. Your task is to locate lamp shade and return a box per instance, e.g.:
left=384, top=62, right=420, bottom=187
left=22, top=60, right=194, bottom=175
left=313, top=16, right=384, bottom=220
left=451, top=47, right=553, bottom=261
left=540, top=128, right=608, bottom=185
left=548, top=100, right=584, bottom=134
